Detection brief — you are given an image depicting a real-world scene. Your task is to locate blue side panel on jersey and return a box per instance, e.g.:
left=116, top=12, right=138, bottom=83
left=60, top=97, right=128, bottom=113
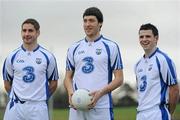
left=103, top=41, right=113, bottom=109
left=157, top=49, right=177, bottom=85
left=102, top=41, right=112, bottom=83
left=109, top=108, right=114, bottom=120
left=156, top=57, right=169, bottom=120
left=159, top=105, right=169, bottom=120
left=40, top=50, right=50, bottom=100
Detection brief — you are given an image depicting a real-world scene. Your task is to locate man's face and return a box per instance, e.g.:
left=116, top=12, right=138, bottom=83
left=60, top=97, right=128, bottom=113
left=83, top=15, right=102, bottom=37
left=139, top=30, right=158, bottom=51
left=21, top=23, right=39, bottom=45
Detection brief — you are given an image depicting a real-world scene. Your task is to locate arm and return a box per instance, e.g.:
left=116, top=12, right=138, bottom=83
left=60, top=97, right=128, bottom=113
left=168, top=84, right=179, bottom=115
left=4, top=80, right=12, bottom=94
left=64, top=70, right=74, bottom=106
left=89, top=69, right=124, bottom=107
left=49, top=80, right=58, bottom=95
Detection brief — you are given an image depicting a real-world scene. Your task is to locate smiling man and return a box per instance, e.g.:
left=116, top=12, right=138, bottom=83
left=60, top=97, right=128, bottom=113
left=2, top=18, right=59, bottom=120
left=134, top=23, right=179, bottom=120
left=64, top=7, right=124, bottom=120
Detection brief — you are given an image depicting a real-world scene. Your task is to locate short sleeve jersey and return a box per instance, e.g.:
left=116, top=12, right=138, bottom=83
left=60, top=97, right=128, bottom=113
left=66, top=35, right=123, bottom=108
left=3, top=45, right=59, bottom=101
left=134, top=48, right=178, bottom=111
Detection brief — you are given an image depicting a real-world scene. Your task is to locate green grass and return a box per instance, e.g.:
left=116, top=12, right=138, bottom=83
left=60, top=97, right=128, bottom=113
left=52, top=104, right=180, bottom=120
left=52, top=106, right=136, bottom=120
left=1, top=104, right=180, bottom=120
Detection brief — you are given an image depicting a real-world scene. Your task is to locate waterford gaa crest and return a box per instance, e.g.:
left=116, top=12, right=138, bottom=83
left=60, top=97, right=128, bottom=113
left=96, top=49, right=102, bottom=55
left=36, top=58, right=42, bottom=64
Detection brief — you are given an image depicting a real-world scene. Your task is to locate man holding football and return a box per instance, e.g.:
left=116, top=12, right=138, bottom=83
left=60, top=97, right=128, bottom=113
left=64, top=7, right=124, bottom=120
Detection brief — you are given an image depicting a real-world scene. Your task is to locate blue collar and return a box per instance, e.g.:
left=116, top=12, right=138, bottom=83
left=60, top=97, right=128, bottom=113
left=85, top=35, right=102, bottom=43
left=143, top=47, right=158, bottom=59
left=21, top=44, right=40, bottom=52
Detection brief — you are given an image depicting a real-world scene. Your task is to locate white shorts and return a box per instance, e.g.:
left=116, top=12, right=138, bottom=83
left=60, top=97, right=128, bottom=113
left=69, top=108, right=114, bottom=120
left=136, top=106, right=170, bottom=120
left=3, top=99, right=49, bottom=120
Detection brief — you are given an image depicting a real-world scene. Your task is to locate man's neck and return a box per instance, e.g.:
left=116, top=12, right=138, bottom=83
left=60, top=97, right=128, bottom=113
left=86, top=33, right=101, bottom=42
left=144, top=47, right=157, bottom=58
left=23, top=43, right=38, bottom=51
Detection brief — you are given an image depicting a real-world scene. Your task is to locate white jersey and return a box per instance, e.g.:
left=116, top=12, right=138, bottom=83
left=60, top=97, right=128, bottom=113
left=66, top=35, right=123, bottom=108
left=3, top=45, right=59, bottom=101
left=134, top=48, right=178, bottom=112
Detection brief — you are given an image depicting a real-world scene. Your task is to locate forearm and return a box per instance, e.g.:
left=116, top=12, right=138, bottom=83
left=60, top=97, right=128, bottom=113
left=100, top=70, right=124, bottom=96
left=64, top=71, right=74, bottom=105
left=4, top=80, right=12, bottom=94
left=101, top=77, right=123, bottom=95
left=64, top=78, right=74, bottom=95
left=169, top=85, right=179, bottom=114
left=49, top=80, right=57, bottom=95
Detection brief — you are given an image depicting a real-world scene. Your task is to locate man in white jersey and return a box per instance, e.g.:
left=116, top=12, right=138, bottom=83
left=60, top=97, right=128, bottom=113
left=64, top=7, right=124, bottom=120
left=2, top=18, right=59, bottom=120
left=134, top=23, right=179, bottom=120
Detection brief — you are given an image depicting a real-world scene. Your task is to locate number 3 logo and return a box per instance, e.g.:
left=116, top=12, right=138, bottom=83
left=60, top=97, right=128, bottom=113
left=23, top=66, right=35, bottom=83
left=82, top=57, right=94, bottom=73
left=140, top=75, right=147, bottom=92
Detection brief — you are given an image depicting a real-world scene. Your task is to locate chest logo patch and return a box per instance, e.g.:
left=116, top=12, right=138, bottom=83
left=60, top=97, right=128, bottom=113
left=148, top=64, right=153, bottom=71
left=36, top=58, right=42, bottom=64
left=96, top=49, right=102, bottom=55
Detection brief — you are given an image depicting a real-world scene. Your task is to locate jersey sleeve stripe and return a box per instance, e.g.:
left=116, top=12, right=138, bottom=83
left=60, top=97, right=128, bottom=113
left=157, top=50, right=178, bottom=85
left=49, top=68, right=56, bottom=80
left=116, top=44, right=123, bottom=69
left=66, top=58, right=75, bottom=70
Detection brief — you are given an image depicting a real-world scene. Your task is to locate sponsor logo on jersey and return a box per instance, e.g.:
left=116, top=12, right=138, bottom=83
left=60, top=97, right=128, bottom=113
left=137, top=69, right=143, bottom=73
left=148, top=67, right=152, bottom=71
left=78, top=50, right=85, bottom=55
left=16, top=59, right=24, bottom=63
left=148, top=64, right=153, bottom=71
left=96, top=49, right=102, bottom=55
left=36, top=58, right=42, bottom=64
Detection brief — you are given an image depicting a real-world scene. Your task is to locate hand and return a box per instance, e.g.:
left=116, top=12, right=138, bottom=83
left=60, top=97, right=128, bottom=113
left=68, top=92, right=76, bottom=110
left=88, top=90, right=104, bottom=109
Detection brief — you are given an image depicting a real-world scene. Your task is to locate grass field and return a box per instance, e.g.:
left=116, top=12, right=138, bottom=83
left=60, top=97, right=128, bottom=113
left=1, top=104, right=180, bottom=120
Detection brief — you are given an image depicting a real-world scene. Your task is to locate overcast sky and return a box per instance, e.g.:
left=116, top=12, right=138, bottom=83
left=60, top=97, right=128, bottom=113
left=0, top=0, right=179, bottom=90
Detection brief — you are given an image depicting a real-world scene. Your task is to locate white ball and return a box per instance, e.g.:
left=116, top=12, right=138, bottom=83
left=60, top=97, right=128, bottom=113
left=72, top=89, right=92, bottom=110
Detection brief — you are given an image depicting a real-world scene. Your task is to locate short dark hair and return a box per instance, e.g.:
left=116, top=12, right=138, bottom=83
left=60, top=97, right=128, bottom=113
left=83, top=7, right=103, bottom=23
left=22, top=18, right=40, bottom=31
left=139, top=23, right=158, bottom=37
